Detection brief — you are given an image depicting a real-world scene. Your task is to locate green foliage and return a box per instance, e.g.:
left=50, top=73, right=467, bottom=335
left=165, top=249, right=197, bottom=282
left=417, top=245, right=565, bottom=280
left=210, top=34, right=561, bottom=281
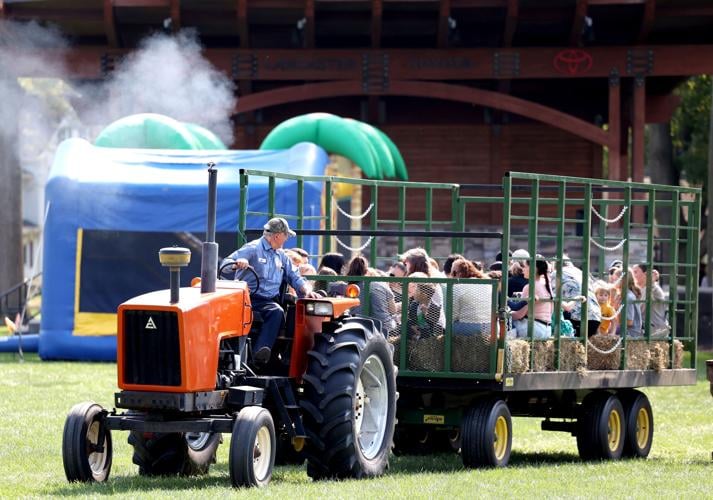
left=2, top=352, right=713, bottom=497
left=671, top=75, right=711, bottom=186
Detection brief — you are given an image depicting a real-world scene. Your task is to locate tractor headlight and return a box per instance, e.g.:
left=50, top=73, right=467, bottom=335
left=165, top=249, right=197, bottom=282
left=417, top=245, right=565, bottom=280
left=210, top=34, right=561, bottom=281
left=305, top=301, right=334, bottom=317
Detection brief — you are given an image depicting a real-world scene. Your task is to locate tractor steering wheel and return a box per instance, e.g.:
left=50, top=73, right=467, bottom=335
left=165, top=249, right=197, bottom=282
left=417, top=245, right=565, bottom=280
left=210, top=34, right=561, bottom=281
left=218, top=260, right=260, bottom=295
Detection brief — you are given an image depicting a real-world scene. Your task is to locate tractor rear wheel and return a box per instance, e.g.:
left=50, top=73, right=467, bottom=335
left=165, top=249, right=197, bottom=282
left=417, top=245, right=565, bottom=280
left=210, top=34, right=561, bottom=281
left=128, top=429, right=221, bottom=476
left=229, top=406, right=276, bottom=488
left=301, top=318, right=397, bottom=480
left=461, top=399, right=512, bottom=467
left=62, top=402, right=113, bottom=482
left=576, top=392, right=625, bottom=461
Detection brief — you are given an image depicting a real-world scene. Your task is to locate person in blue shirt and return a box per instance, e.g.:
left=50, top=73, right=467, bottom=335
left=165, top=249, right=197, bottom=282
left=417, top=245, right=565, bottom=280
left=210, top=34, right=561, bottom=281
left=225, top=217, right=319, bottom=364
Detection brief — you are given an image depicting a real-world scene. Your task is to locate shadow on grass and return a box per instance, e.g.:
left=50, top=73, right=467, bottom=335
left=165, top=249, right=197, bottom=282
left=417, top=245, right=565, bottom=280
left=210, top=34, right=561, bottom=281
left=50, top=473, right=232, bottom=497
left=390, top=450, right=581, bottom=474
left=49, top=462, right=316, bottom=496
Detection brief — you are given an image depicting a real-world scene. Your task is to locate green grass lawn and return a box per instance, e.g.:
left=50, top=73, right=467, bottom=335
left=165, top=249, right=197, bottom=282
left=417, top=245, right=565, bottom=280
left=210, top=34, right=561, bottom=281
left=1, top=351, right=712, bottom=498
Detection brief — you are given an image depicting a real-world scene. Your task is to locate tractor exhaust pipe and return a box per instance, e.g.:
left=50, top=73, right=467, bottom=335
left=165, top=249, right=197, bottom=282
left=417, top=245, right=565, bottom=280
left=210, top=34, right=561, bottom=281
left=200, top=163, right=218, bottom=294
left=158, top=247, right=190, bottom=303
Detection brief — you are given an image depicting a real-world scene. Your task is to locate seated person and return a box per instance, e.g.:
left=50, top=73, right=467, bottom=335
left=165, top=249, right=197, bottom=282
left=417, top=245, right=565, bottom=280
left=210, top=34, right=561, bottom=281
left=594, top=282, right=615, bottom=335
left=406, top=272, right=445, bottom=339
left=223, top=217, right=319, bottom=364
left=451, top=258, right=492, bottom=336
left=510, top=258, right=553, bottom=340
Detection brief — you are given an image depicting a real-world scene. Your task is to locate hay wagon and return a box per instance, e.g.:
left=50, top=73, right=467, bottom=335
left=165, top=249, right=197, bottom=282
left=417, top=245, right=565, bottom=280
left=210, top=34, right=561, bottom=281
left=238, top=169, right=701, bottom=467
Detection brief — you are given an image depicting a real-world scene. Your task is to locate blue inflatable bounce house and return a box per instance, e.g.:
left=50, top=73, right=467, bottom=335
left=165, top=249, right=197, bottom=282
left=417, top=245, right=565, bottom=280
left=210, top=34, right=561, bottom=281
left=37, top=138, right=329, bottom=361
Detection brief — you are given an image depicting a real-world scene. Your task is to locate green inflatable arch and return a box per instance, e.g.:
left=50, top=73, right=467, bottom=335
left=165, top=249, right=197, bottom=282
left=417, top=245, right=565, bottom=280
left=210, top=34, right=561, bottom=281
left=344, top=119, right=395, bottom=179
left=183, top=123, right=227, bottom=150
left=259, top=113, right=407, bottom=179
left=373, top=127, right=408, bottom=180
left=94, top=113, right=226, bottom=150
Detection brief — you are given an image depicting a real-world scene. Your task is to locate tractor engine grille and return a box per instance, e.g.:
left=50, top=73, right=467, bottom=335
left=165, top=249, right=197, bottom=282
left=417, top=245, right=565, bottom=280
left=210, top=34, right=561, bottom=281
left=122, top=310, right=181, bottom=386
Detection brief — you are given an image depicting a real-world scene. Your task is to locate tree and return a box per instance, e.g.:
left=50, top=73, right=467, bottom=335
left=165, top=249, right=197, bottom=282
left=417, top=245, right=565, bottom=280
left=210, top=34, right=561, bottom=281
left=671, top=75, right=711, bottom=188
left=0, top=90, right=23, bottom=299
left=670, top=75, right=712, bottom=284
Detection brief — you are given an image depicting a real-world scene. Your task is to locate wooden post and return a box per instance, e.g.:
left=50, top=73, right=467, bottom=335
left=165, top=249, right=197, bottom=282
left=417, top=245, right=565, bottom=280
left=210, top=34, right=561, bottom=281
left=632, top=76, right=646, bottom=222
left=706, top=77, right=713, bottom=286
left=608, top=70, right=621, bottom=182
left=0, top=88, right=23, bottom=299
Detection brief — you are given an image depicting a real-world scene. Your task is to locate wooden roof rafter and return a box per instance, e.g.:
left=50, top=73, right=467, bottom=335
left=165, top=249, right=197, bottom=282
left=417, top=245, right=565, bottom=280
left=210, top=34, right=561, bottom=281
left=103, top=0, right=119, bottom=47
left=236, top=0, right=248, bottom=48
left=502, top=0, right=518, bottom=47
left=372, top=0, right=382, bottom=49
left=637, top=0, right=655, bottom=44
left=169, top=0, right=181, bottom=33
left=437, top=0, right=450, bottom=49
left=304, top=0, right=315, bottom=48
left=569, top=0, right=589, bottom=47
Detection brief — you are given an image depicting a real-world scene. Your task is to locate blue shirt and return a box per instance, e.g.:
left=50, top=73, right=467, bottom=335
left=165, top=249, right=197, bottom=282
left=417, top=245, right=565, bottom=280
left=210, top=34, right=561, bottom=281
left=226, top=237, right=307, bottom=299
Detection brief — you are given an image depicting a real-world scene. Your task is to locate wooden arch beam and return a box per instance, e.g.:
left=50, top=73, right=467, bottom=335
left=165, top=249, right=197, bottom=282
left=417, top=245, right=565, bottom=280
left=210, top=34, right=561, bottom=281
left=235, top=80, right=609, bottom=146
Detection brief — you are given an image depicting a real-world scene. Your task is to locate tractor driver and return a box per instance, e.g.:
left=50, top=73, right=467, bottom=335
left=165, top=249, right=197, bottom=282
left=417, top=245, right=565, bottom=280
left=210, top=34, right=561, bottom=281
left=226, top=217, right=320, bottom=365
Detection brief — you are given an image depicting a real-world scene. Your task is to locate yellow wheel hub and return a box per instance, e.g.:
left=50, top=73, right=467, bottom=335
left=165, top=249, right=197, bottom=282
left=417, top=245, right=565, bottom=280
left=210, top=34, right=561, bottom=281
left=493, top=415, right=508, bottom=460
left=635, top=408, right=650, bottom=449
left=607, top=408, right=622, bottom=452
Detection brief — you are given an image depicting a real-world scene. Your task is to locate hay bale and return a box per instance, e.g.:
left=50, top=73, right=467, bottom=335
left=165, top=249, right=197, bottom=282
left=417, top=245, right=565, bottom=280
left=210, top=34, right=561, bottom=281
left=506, top=339, right=530, bottom=373
left=674, top=339, right=684, bottom=368
left=533, top=341, right=555, bottom=372
left=626, top=340, right=651, bottom=370
left=559, top=339, right=587, bottom=372
left=528, top=339, right=586, bottom=372
left=587, top=334, right=622, bottom=370
left=452, top=335, right=491, bottom=373
left=649, top=340, right=684, bottom=371
left=408, top=336, right=445, bottom=372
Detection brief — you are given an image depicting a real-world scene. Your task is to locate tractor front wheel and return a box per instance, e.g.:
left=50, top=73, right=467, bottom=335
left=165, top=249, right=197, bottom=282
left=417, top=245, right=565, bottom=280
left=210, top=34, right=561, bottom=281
left=229, top=406, right=276, bottom=488
left=62, top=401, right=113, bottom=482
left=301, top=318, right=397, bottom=480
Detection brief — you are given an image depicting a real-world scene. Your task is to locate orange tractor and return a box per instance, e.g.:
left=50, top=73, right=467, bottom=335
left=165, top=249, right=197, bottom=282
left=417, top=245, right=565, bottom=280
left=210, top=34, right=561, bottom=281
left=61, top=166, right=397, bottom=487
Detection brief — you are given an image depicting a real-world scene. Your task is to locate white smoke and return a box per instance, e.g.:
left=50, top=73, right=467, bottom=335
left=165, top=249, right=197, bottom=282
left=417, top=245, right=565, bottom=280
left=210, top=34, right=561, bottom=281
left=87, top=30, right=237, bottom=144
left=0, top=19, right=71, bottom=152
left=1, top=20, right=237, bottom=147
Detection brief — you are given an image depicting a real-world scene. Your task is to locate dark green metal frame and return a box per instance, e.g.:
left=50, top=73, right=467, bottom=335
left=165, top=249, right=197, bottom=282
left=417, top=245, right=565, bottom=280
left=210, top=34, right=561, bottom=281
left=237, top=169, right=702, bottom=387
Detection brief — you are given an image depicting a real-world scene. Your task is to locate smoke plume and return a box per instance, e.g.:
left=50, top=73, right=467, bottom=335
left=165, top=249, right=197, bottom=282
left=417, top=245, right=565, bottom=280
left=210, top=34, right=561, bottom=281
left=0, top=20, right=237, bottom=147
left=88, top=30, right=237, bottom=143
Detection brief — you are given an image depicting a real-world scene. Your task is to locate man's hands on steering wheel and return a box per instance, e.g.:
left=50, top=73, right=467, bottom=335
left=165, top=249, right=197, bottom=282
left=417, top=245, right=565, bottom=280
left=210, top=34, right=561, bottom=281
left=218, top=259, right=260, bottom=295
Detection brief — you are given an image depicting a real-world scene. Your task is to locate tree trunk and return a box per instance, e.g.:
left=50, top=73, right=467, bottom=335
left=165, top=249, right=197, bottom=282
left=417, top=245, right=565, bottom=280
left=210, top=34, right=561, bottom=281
left=647, top=122, right=679, bottom=278
left=707, top=80, right=713, bottom=286
left=0, top=113, right=23, bottom=300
